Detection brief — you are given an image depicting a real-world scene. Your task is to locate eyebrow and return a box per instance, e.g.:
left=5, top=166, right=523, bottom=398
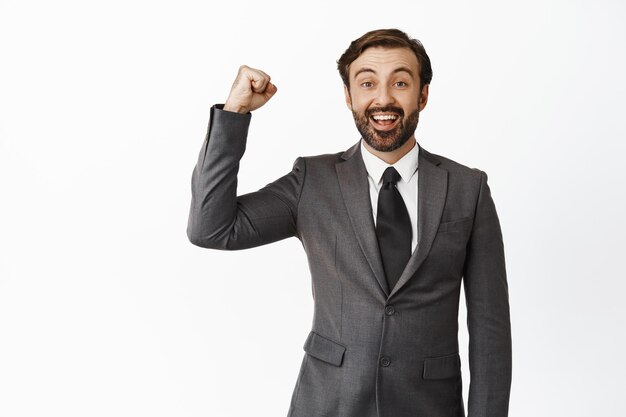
left=353, top=66, right=415, bottom=79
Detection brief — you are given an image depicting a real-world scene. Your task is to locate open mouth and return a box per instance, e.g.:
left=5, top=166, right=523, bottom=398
left=369, top=113, right=400, bottom=131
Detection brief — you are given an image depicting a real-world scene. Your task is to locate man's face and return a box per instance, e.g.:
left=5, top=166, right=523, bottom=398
left=344, top=46, right=429, bottom=152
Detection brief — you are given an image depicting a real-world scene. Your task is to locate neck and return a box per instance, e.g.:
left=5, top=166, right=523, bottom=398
left=363, top=136, right=417, bottom=164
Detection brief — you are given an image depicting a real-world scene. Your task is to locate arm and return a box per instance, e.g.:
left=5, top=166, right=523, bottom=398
left=187, top=105, right=305, bottom=250
left=463, top=170, right=512, bottom=417
left=187, top=66, right=306, bottom=250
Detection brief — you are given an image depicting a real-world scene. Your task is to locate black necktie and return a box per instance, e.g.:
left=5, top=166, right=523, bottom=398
left=375, top=167, right=412, bottom=292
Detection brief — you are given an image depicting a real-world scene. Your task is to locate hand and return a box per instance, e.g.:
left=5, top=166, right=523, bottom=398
left=223, top=65, right=277, bottom=113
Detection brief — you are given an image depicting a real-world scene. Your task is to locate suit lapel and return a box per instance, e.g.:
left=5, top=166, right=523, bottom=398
left=388, top=146, right=448, bottom=298
left=336, top=141, right=390, bottom=296
left=336, top=140, right=448, bottom=300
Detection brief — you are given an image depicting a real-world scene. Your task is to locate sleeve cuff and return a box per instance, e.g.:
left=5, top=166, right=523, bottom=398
left=213, top=103, right=252, bottom=117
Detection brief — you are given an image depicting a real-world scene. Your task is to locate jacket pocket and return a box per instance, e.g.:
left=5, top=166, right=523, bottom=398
left=437, top=217, right=472, bottom=233
left=422, top=352, right=461, bottom=380
left=303, top=330, right=346, bottom=366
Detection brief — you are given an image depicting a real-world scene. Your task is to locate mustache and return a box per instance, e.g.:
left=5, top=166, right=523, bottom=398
left=365, top=106, right=404, bottom=118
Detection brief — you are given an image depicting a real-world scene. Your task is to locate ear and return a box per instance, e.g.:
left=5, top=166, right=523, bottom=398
left=344, top=84, right=353, bottom=110
left=418, top=84, right=429, bottom=111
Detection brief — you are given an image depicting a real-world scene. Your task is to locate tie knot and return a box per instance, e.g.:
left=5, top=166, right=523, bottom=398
left=381, top=166, right=401, bottom=186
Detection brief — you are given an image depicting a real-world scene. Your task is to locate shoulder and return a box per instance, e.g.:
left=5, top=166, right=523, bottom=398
left=419, top=145, right=488, bottom=200
left=420, top=145, right=484, bottom=179
left=305, top=151, right=345, bottom=163
left=298, top=149, right=346, bottom=170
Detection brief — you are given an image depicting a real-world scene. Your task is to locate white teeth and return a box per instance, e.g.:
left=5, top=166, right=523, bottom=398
left=372, top=114, right=398, bottom=121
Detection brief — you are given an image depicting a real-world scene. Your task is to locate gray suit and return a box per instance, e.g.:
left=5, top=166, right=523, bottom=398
left=187, top=105, right=512, bottom=417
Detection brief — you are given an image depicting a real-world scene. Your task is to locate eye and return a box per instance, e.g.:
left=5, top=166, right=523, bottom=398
left=360, top=81, right=373, bottom=88
left=394, top=81, right=408, bottom=87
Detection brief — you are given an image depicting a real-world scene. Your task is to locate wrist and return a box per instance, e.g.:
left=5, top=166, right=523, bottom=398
left=223, top=101, right=247, bottom=114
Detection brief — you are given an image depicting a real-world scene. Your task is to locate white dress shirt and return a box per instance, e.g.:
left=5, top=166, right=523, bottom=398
left=360, top=138, right=419, bottom=254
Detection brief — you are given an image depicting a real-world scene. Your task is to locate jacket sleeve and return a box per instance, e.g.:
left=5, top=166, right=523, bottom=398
left=462, top=170, right=512, bottom=417
left=187, top=104, right=306, bottom=250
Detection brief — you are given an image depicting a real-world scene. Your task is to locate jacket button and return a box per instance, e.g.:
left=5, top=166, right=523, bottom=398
left=380, top=356, right=391, bottom=367
left=385, top=305, right=395, bottom=315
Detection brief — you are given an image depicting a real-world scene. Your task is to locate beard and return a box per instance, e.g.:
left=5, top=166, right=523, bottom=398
left=351, top=105, right=419, bottom=152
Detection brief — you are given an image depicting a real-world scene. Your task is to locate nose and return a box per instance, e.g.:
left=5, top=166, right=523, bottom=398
left=374, top=84, right=395, bottom=107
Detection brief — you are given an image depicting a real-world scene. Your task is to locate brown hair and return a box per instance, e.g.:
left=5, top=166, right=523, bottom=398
left=337, top=28, right=432, bottom=91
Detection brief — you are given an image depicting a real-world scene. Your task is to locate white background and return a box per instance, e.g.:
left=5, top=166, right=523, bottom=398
left=1, top=0, right=625, bottom=415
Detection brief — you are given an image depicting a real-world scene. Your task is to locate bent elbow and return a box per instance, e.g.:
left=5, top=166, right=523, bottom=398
left=186, top=227, right=229, bottom=250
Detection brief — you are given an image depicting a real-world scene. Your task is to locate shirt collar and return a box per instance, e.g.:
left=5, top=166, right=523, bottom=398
left=360, top=138, right=420, bottom=185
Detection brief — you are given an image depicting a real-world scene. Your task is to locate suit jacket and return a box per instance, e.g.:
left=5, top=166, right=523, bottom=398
left=187, top=105, right=512, bottom=417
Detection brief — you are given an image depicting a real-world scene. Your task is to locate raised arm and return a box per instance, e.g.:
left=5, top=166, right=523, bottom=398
left=187, top=66, right=306, bottom=250
left=462, top=170, right=512, bottom=417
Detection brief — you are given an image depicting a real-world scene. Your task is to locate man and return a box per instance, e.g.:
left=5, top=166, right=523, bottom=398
left=187, top=28, right=511, bottom=417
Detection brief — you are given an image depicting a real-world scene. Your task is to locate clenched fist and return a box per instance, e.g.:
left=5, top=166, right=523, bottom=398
left=223, top=65, right=277, bottom=113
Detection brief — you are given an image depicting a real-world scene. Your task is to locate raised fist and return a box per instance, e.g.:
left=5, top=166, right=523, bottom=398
left=223, top=65, right=277, bottom=113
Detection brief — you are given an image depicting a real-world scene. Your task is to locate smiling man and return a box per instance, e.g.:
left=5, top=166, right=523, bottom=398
left=188, top=28, right=512, bottom=417
left=344, top=45, right=425, bottom=160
